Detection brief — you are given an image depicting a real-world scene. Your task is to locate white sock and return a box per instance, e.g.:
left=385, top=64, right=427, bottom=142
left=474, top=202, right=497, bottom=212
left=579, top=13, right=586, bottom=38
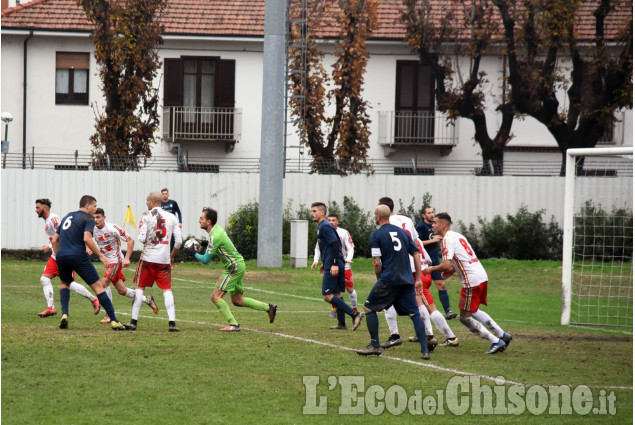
left=472, top=310, right=504, bottom=338
left=385, top=306, right=399, bottom=335
left=125, top=288, right=148, bottom=304
left=70, top=281, right=96, bottom=301
left=125, top=288, right=135, bottom=300
left=104, top=286, right=113, bottom=302
left=431, top=310, right=456, bottom=339
left=163, top=290, right=176, bottom=321
left=460, top=316, right=498, bottom=343
left=132, top=288, right=144, bottom=320
left=418, top=304, right=433, bottom=336
left=40, top=276, right=55, bottom=308
left=347, top=289, right=358, bottom=310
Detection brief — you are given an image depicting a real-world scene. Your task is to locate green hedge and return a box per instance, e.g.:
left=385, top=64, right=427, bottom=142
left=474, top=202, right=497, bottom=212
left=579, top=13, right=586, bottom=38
left=457, top=206, right=563, bottom=260
left=225, top=200, right=632, bottom=262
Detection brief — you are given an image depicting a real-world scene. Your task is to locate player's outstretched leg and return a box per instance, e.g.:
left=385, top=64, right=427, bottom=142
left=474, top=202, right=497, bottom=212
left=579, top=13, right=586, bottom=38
left=69, top=281, right=100, bottom=314
left=471, top=309, right=512, bottom=348
left=38, top=276, right=57, bottom=317
left=459, top=315, right=505, bottom=354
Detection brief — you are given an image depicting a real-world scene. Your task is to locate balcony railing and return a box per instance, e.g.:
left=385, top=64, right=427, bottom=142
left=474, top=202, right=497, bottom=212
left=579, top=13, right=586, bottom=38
left=162, top=106, right=242, bottom=146
left=378, top=111, right=457, bottom=146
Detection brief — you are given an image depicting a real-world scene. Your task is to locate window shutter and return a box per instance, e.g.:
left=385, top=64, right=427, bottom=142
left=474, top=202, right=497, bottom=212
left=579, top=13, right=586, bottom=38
left=216, top=59, right=235, bottom=107
left=163, top=58, right=183, bottom=106
left=56, top=52, right=90, bottom=70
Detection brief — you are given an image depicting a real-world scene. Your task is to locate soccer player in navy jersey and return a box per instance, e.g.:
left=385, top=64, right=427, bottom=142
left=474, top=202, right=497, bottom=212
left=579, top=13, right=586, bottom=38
left=310, top=202, right=364, bottom=331
left=161, top=188, right=182, bottom=269
left=416, top=206, right=456, bottom=319
left=51, top=195, right=126, bottom=331
left=356, top=204, right=431, bottom=360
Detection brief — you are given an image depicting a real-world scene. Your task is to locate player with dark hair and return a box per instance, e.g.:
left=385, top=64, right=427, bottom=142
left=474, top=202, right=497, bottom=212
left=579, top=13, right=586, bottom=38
left=92, top=208, right=159, bottom=323
left=161, top=188, right=182, bottom=269
left=356, top=204, right=431, bottom=360
left=51, top=195, right=126, bottom=330
left=186, top=207, right=277, bottom=332
left=125, top=192, right=182, bottom=332
left=424, top=212, right=512, bottom=354
left=377, top=196, right=443, bottom=353
left=416, top=205, right=456, bottom=319
left=35, top=198, right=100, bottom=317
left=312, top=212, right=358, bottom=317
left=310, top=202, right=364, bottom=330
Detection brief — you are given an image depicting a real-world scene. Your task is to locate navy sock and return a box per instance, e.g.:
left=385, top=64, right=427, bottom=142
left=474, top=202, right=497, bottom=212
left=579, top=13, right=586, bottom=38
left=366, top=311, right=380, bottom=348
left=438, top=289, right=451, bottom=313
left=60, top=288, right=70, bottom=315
left=410, top=314, right=429, bottom=353
left=336, top=305, right=346, bottom=325
left=329, top=295, right=354, bottom=316
left=97, top=292, right=118, bottom=323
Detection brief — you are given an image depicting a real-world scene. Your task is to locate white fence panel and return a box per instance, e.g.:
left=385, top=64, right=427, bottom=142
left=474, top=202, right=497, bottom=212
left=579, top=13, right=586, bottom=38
left=2, top=169, right=631, bottom=250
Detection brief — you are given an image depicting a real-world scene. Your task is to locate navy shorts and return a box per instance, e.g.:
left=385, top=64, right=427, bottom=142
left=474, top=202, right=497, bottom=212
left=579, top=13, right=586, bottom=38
left=322, top=268, right=346, bottom=296
left=364, top=280, right=419, bottom=316
left=56, top=255, right=99, bottom=286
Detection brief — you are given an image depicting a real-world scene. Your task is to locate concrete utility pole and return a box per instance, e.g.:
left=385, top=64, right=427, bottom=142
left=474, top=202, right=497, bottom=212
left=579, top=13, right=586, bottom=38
left=257, top=0, right=286, bottom=267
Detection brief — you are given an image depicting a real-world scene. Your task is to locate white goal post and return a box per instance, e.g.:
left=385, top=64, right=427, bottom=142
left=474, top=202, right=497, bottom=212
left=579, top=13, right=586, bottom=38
left=561, top=147, right=633, bottom=326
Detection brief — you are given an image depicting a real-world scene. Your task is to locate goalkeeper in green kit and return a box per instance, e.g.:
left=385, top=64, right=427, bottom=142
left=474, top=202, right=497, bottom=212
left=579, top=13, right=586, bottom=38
left=185, top=207, right=278, bottom=332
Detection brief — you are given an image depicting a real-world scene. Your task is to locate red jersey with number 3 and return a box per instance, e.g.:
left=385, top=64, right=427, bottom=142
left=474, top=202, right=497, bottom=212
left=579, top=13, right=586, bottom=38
left=441, top=230, right=487, bottom=288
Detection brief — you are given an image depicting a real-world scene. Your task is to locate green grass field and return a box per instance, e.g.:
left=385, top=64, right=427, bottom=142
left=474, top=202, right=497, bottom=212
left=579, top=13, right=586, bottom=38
left=2, top=258, right=632, bottom=424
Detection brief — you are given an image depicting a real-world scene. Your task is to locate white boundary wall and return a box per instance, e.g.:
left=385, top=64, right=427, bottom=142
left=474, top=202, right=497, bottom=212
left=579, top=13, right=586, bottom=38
left=2, top=169, right=632, bottom=251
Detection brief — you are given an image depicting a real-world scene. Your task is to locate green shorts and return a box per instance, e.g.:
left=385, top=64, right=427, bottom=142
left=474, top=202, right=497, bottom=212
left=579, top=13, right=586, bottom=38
left=215, top=261, right=247, bottom=295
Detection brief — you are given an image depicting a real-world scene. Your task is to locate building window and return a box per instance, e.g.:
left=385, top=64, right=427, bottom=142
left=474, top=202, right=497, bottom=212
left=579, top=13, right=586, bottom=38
left=55, top=52, right=89, bottom=105
left=395, top=60, right=435, bottom=142
left=163, top=56, right=236, bottom=141
left=163, top=56, right=235, bottom=109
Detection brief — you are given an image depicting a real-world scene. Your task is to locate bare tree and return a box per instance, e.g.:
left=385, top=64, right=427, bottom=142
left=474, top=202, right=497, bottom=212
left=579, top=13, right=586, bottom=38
left=492, top=0, right=633, bottom=175
left=401, top=0, right=515, bottom=175
left=288, top=0, right=379, bottom=174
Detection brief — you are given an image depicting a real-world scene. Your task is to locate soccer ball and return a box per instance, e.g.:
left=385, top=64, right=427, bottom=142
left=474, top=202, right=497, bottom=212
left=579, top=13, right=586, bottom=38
left=183, top=238, right=202, bottom=255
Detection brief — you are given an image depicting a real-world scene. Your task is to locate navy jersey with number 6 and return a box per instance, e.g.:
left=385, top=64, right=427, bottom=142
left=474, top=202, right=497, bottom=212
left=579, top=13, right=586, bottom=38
left=371, top=224, right=419, bottom=286
left=56, top=210, right=95, bottom=258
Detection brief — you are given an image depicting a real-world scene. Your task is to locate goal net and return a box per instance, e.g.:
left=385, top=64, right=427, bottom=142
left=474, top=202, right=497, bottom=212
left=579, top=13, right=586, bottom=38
left=561, top=147, right=633, bottom=327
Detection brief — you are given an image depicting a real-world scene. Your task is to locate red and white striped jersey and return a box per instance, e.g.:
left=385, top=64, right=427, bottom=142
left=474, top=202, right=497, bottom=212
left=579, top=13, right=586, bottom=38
left=313, top=227, right=355, bottom=270
left=390, top=214, right=431, bottom=271
left=441, top=230, right=488, bottom=288
left=93, top=222, right=129, bottom=263
left=138, top=207, right=182, bottom=264
left=44, top=213, right=61, bottom=259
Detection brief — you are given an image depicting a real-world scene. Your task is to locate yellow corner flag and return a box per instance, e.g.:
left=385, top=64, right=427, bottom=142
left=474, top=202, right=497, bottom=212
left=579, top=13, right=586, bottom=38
left=123, top=205, right=136, bottom=229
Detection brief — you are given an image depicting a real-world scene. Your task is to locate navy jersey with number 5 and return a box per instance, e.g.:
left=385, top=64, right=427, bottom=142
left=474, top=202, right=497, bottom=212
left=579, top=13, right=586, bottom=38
left=371, top=224, right=419, bottom=286
left=56, top=210, right=95, bottom=258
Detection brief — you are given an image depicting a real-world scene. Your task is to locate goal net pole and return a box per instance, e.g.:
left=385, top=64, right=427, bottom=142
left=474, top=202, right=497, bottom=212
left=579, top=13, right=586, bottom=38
left=561, top=146, right=634, bottom=326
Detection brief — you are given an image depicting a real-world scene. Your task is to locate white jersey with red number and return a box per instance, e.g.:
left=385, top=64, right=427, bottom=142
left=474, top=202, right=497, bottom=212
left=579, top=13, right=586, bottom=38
left=44, top=213, right=61, bottom=259
left=138, top=207, right=182, bottom=264
left=441, top=230, right=488, bottom=288
left=389, top=214, right=431, bottom=272
left=93, top=222, right=129, bottom=263
left=313, top=227, right=355, bottom=270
